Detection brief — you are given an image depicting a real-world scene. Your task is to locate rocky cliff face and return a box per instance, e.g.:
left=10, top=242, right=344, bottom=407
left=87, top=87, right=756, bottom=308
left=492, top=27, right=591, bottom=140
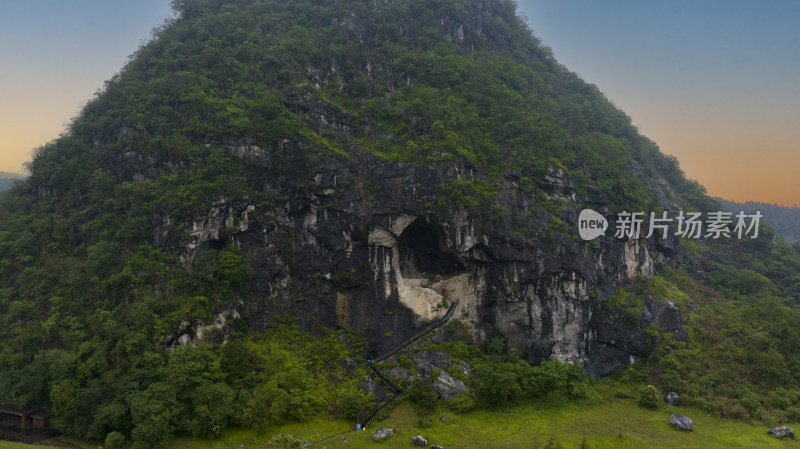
left=156, top=137, right=682, bottom=376
left=8, top=0, right=695, bottom=380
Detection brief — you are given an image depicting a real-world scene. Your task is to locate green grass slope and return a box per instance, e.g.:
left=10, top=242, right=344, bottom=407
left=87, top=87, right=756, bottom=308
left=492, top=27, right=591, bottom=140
left=159, top=395, right=797, bottom=449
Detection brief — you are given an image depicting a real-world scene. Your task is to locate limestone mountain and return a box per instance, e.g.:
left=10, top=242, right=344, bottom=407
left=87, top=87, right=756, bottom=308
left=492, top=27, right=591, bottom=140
left=2, top=0, right=800, bottom=445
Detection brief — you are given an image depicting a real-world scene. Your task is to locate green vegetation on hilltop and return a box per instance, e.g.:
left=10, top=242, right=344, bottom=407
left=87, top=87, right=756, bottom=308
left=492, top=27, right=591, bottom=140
left=717, top=197, right=800, bottom=243
left=26, top=0, right=712, bottom=213
left=0, top=172, right=20, bottom=193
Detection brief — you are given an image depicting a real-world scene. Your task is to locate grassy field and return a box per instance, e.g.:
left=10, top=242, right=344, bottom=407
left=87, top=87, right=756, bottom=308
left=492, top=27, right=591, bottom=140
left=0, top=442, right=47, bottom=449
left=251, top=396, right=798, bottom=449
left=0, top=436, right=94, bottom=449
left=4, top=394, right=796, bottom=449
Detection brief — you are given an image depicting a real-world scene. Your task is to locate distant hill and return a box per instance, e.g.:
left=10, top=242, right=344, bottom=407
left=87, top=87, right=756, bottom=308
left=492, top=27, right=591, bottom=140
left=716, top=197, right=800, bottom=243
left=0, top=172, right=21, bottom=193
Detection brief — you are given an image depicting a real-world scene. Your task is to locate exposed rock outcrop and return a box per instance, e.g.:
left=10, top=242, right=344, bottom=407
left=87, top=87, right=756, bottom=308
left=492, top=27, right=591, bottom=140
left=372, top=428, right=394, bottom=442
left=163, top=306, right=240, bottom=347
left=388, top=366, right=413, bottom=383
left=768, top=426, right=794, bottom=440
left=156, top=145, right=682, bottom=375
left=433, top=371, right=468, bottom=400
left=665, top=392, right=680, bottom=406
left=412, top=435, right=428, bottom=447
left=644, top=299, right=681, bottom=332
left=670, top=414, right=694, bottom=431
left=360, top=374, right=389, bottom=404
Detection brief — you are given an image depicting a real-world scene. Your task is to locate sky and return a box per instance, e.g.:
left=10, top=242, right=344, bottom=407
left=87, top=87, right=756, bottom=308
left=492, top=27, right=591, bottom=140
left=1, top=1, right=799, bottom=206
left=0, top=0, right=173, bottom=174
left=517, top=0, right=800, bottom=206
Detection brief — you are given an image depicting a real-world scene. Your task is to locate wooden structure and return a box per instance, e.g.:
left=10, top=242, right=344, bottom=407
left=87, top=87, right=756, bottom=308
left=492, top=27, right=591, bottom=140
left=0, top=404, right=50, bottom=430
left=0, top=403, right=54, bottom=444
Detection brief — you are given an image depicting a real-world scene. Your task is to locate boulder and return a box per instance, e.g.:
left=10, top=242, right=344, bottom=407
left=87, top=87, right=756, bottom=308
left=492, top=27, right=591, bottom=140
left=360, top=374, right=388, bottom=403
left=768, top=426, right=795, bottom=440
left=433, top=371, right=468, bottom=400
left=389, top=366, right=412, bottom=382
left=643, top=299, right=682, bottom=331
left=416, top=349, right=450, bottom=367
left=372, top=428, right=394, bottom=442
left=414, top=360, right=435, bottom=379
left=412, top=436, right=428, bottom=447
left=414, top=350, right=452, bottom=378
left=670, top=414, right=694, bottom=431
left=539, top=166, right=576, bottom=200
left=339, top=358, right=360, bottom=372
left=665, top=392, right=680, bottom=406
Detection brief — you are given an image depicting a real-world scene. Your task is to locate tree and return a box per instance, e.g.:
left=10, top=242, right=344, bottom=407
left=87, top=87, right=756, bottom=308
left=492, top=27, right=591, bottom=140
left=473, top=363, right=521, bottom=407
left=165, top=342, right=222, bottom=403
left=337, top=389, right=374, bottom=421
left=190, top=382, right=237, bottom=438
left=242, top=389, right=270, bottom=443
left=407, top=380, right=438, bottom=417
left=49, top=379, right=80, bottom=434
left=129, top=382, right=183, bottom=449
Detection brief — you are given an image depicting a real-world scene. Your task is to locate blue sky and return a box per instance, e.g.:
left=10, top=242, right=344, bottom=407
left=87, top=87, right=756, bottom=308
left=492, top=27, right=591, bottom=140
left=0, top=0, right=172, bottom=174
left=518, top=0, right=800, bottom=206
left=1, top=1, right=799, bottom=205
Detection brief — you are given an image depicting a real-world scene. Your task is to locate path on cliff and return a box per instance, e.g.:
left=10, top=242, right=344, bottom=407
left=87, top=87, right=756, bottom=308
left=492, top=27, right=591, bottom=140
left=311, top=300, right=459, bottom=444
left=362, top=300, right=458, bottom=424
left=376, top=299, right=458, bottom=363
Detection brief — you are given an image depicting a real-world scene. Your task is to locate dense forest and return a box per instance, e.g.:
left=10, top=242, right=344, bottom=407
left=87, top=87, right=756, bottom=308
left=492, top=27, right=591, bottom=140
left=0, top=172, right=20, bottom=193
left=717, top=197, right=800, bottom=243
left=2, top=1, right=800, bottom=448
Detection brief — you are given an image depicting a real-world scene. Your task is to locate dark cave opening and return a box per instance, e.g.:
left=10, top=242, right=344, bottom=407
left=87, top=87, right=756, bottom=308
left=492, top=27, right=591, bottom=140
left=208, top=238, right=226, bottom=251
left=397, top=220, right=465, bottom=278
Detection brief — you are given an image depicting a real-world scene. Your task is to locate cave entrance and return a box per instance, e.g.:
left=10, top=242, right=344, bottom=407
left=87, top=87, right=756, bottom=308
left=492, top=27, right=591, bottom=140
left=397, top=220, right=464, bottom=278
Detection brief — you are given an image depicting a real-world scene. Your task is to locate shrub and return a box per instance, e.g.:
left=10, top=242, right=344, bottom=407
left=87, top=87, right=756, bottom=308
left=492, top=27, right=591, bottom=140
left=528, top=360, right=590, bottom=401
left=416, top=418, right=433, bottom=428
left=105, top=431, right=126, bottom=449
left=543, top=437, right=563, bottom=449
left=473, top=362, right=521, bottom=407
left=448, top=392, right=476, bottom=414
left=618, top=365, right=648, bottom=384
left=638, top=385, right=659, bottom=410
left=337, top=390, right=374, bottom=421
left=407, top=380, right=438, bottom=417
left=270, top=432, right=303, bottom=449
left=788, top=406, right=800, bottom=422
left=727, top=404, right=749, bottom=420
left=734, top=386, right=761, bottom=412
